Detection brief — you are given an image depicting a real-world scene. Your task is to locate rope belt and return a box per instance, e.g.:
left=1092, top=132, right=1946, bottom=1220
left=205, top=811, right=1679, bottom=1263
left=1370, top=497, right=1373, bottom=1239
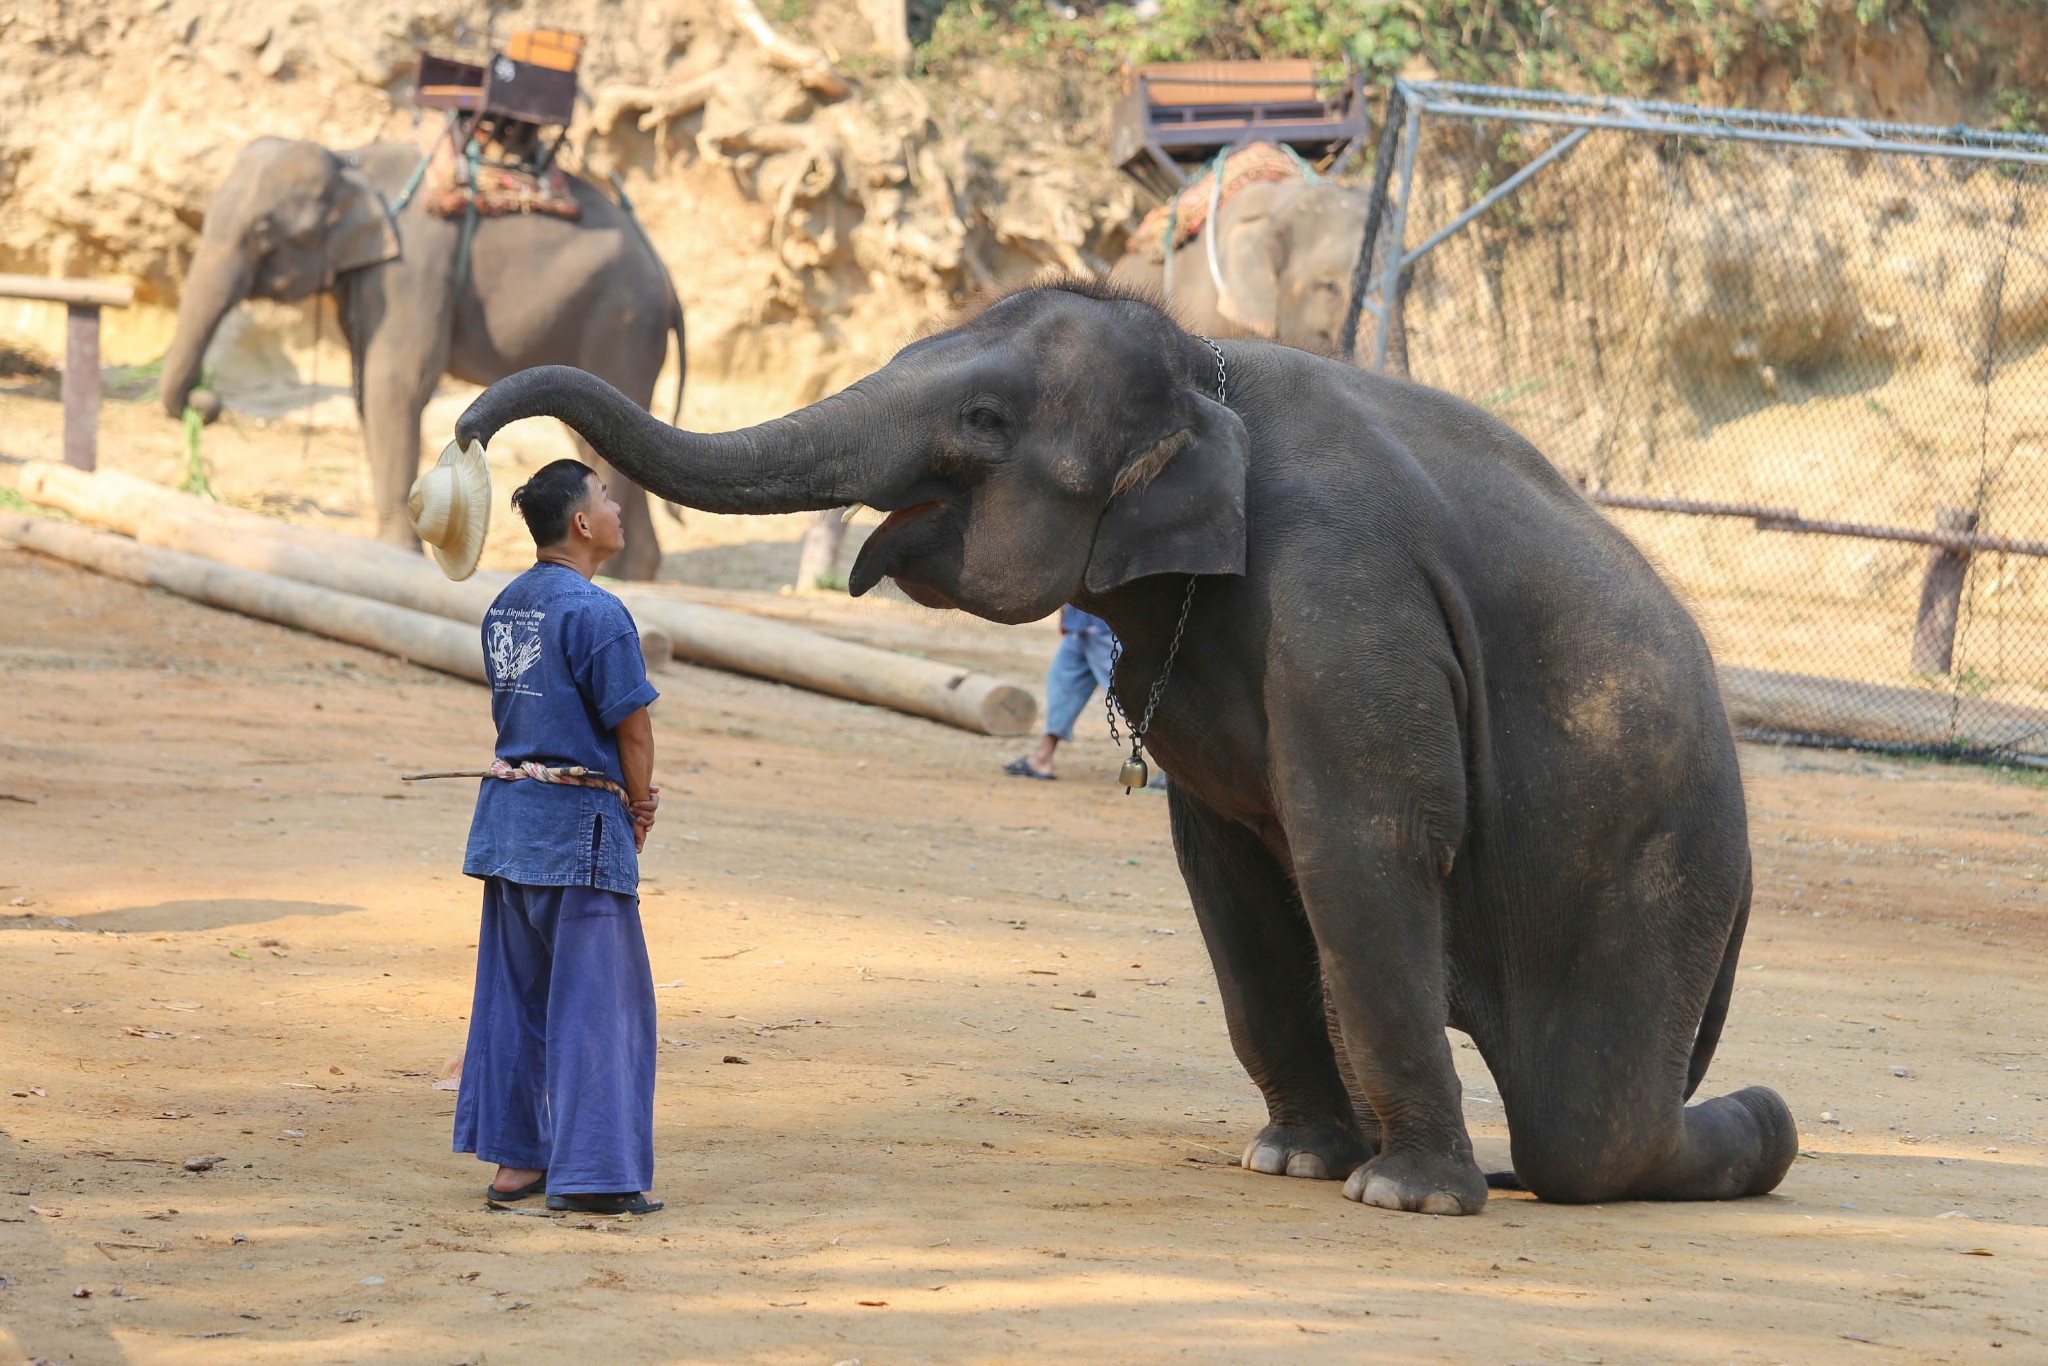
left=401, top=762, right=630, bottom=805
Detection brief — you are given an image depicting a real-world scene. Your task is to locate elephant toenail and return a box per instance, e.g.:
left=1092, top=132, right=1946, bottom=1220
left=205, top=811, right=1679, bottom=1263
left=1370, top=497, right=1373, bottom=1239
left=1245, top=1143, right=1286, bottom=1175
left=1284, top=1152, right=1329, bottom=1179
left=1419, top=1190, right=1469, bottom=1215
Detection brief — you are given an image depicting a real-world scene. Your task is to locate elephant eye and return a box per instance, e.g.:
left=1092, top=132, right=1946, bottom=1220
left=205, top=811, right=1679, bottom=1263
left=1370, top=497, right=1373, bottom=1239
left=961, top=401, right=1007, bottom=438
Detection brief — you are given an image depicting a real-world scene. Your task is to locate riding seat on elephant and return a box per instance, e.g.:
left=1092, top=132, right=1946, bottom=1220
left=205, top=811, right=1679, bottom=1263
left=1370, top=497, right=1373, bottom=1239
left=159, top=134, right=683, bottom=580
left=447, top=280, right=1799, bottom=1214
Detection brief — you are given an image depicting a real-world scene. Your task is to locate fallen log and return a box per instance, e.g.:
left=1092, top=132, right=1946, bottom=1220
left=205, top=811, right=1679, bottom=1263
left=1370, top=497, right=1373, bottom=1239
left=13, top=463, right=672, bottom=672
left=618, top=591, right=1040, bottom=736
left=14, top=462, right=1039, bottom=735
left=0, top=514, right=487, bottom=683
left=1719, top=666, right=2048, bottom=759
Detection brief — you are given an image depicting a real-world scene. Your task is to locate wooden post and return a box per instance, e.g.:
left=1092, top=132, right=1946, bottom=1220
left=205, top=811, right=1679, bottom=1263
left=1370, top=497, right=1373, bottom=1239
left=0, top=274, right=134, bottom=473
left=1910, top=505, right=1977, bottom=676
left=63, top=304, right=103, bottom=471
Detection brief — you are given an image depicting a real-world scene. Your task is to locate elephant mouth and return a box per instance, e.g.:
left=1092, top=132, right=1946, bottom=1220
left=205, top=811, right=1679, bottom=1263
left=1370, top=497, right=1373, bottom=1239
left=848, top=498, right=953, bottom=600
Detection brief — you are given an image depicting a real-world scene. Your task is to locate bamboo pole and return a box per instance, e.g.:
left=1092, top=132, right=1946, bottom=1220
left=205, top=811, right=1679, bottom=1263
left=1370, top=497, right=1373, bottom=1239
left=13, top=463, right=1039, bottom=735
left=0, top=513, right=488, bottom=683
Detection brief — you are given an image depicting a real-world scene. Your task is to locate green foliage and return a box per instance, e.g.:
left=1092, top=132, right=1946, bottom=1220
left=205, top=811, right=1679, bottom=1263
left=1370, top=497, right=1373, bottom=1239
left=179, top=404, right=217, bottom=500
left=0, top=485, right=33, bottom=514
left=917, top=0, right=1978, bottom=102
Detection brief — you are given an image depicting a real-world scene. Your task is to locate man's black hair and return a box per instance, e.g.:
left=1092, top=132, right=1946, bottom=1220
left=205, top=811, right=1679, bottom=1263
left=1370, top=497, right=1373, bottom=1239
left=510, top=458, right=597, bottom=548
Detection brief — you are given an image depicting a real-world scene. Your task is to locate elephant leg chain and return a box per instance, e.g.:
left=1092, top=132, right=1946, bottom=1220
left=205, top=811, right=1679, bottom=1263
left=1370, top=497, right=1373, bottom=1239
left=1105, top=574, right=1199, bottom=793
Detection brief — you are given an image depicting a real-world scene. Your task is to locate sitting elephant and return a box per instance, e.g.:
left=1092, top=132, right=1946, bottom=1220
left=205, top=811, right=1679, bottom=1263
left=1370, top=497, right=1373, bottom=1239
left=1111, top=180, right=1367, bottom=355
left=160, top=136, right=682, bottom=579
left=450, top=282, right=1798, bottom=1213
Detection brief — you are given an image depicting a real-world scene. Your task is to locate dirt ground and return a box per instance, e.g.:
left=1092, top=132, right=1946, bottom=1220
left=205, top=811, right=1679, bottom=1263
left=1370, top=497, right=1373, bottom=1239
left=2, top=390, right=2047, bottom=1364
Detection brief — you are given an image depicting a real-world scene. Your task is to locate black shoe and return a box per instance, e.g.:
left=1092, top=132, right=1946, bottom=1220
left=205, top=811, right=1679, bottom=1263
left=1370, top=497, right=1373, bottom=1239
left=484, top=1174, right=547, bottom=1205
left=545, top=1191, right=664, bottom=1215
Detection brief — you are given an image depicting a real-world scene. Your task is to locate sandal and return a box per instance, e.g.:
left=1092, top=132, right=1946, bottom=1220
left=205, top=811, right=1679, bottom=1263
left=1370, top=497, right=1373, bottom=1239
left=484, top=1174, right=547, bottom=1204
left=545, top=1191, right=665, bottom=1216
left=1002, top=756, right=1056, bottom=781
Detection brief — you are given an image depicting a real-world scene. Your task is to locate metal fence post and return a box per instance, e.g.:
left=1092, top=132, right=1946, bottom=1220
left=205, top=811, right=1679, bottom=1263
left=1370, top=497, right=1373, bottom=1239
left=1910, top=506, right=1978, bottom=676
left=1370, top=92, right=1423, bottom=374
left=1340, top=84, right=1406, bottom=363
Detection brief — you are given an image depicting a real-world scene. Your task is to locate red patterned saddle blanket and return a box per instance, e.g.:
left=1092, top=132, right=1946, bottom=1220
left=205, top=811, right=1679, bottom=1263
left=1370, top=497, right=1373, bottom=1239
left=1131, top=141, right=1309, bottom=261
left=419, top=134, right=582, bottom=222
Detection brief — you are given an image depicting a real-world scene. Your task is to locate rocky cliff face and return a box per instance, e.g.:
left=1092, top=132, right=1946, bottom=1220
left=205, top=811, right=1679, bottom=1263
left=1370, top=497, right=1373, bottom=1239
left=0, top=0, right=1137, bottom=426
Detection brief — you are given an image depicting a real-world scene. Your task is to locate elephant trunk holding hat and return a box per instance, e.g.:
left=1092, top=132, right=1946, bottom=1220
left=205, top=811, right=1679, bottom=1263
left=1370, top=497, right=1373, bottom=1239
left=160, top=135, right=683, bottom=580
left=446, top=280, right=1798, bottom=1214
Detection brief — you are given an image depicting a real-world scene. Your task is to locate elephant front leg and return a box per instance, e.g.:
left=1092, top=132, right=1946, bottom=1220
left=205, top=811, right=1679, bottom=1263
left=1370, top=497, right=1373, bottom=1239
left=358, top=328, right=447, bottom=550
left=1292, top=803, right=1487, bottom=1216
left=1168, top=788, right=1371, bottom=1182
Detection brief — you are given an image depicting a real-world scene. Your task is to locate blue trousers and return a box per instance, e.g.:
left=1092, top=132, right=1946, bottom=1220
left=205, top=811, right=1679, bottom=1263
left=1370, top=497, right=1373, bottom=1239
left=1044, top=625, right=1116, bottom=742
left=453, top=878, right=656, bottom=1194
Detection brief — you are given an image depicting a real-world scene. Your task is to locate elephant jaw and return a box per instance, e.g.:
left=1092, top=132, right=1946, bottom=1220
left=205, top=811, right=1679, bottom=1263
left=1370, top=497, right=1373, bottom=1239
left=847, top=499, right=953, bottom=604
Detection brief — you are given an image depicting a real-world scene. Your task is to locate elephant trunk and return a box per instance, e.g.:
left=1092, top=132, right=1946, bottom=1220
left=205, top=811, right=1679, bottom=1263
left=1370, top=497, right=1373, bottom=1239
left=455, top=365, right=916, bottom=516
left=160, top=238, right=253, bottom=419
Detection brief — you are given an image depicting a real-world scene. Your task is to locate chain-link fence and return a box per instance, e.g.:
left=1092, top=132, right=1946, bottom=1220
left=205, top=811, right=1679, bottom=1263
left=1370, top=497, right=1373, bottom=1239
left=1352, top=82, right=2048, bottom=761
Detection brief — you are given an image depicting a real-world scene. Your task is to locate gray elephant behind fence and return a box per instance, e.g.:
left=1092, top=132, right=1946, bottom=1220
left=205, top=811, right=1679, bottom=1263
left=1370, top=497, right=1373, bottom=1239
left=160, top=135, right=682, bottom=579
left=1111, top=180, right=1369, bottom=356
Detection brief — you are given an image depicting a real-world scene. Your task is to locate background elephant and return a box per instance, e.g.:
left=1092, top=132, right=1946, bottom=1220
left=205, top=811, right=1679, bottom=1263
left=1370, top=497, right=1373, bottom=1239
left=1110, top=180, right=1369, bottom=356
left=450, top=281, right=1799, bottom=1215
left=160, top=136, right=682, bottom=579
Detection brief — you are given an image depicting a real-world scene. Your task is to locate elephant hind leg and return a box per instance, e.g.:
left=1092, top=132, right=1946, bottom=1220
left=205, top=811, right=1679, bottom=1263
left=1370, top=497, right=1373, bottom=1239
left=1497, top=912, right=1797, bottom=1204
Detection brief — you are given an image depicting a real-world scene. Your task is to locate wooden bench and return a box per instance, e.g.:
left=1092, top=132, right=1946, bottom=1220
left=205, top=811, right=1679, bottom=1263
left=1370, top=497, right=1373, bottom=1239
left=0, top=273, right=135, bottom=472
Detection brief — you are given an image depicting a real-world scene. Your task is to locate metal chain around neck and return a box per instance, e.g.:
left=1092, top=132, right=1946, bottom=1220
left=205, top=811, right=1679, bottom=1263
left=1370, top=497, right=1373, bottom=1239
left=1198, top=334, right=1227, bottom=404
left=1097, top=338, right=1222, bottom=786
left=1105, top=573, right=1200, bottom=756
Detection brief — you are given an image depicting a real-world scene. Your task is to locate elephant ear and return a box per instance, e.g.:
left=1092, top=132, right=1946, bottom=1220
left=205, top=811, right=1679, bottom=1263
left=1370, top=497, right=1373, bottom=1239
left=1084, top=393, right=1250, bottom=593
left=324, top=168, right=399, bottom=281
left=1213, top=184, right=1284, bottom=338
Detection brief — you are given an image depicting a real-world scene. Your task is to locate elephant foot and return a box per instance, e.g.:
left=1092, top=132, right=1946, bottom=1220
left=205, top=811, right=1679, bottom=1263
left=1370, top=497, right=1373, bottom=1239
left=1240, top=1121, right=1371, bottom=1180
left=1342, top=1147, right=1488, bottom=1215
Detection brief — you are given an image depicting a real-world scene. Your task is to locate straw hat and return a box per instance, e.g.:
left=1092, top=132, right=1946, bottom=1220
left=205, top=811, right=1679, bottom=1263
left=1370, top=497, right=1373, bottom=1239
left=408, top=438, right=491, bottom=581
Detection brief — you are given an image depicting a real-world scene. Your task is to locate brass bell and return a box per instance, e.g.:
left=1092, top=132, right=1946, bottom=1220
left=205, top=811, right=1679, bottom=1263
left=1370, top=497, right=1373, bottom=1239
left=1118, top=755, right=1149, bottom=791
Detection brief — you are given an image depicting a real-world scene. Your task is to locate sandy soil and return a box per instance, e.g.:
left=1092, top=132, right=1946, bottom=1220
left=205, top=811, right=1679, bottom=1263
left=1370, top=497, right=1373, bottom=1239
left=1, top=387, right=2046, bottom=1363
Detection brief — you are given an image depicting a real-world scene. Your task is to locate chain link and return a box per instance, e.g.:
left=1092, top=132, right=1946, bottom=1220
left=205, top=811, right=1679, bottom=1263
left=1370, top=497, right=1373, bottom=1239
left=1199, top=334, right=1227, bottom=404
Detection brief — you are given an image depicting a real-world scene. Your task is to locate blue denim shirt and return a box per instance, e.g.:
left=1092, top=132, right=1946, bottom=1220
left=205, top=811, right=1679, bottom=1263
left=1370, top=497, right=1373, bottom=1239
left=462, top=563, right=659, bottom=895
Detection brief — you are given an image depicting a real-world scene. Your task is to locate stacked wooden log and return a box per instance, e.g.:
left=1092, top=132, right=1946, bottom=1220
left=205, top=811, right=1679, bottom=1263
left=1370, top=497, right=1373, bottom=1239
left=3, top=463, right=1039, bottom=736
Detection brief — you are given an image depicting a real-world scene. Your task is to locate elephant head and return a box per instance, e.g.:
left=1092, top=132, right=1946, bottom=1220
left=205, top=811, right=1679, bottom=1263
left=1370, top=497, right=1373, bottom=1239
left=455, top=284, right=1251, bottom=624
left=1212, top=181, right=1369, bottom=354
left=160, top=137, right=399, bottom=419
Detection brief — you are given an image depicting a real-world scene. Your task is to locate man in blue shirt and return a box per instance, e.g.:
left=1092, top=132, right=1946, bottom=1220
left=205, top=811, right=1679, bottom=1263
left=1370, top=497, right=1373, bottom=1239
left=1004, top=604, right=1117, bottom=781
left=454, top=458, right=665, bottom=1216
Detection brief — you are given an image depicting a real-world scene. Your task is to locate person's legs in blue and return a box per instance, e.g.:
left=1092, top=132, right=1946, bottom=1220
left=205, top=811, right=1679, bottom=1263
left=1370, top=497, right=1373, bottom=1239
left=1009, top=628, right=1112, bottom=779
left=1043, top=629, right=1103, bottom=743
left=540, top=885, right=657, bottom=1195
left=453, top=878, right=553, bottom=1180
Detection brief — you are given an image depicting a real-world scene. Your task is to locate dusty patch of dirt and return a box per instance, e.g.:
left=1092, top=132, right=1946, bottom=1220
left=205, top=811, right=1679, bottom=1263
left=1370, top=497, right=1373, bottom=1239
left=1, top=505, right=2045, bottom=1362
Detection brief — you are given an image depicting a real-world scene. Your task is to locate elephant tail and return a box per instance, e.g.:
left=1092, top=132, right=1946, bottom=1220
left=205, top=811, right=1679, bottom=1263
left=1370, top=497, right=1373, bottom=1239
left=1685, top=865, right=1752, bottom=1102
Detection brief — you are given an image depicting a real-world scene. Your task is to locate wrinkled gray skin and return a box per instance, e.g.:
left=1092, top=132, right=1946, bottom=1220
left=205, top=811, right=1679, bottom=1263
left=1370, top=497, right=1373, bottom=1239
left=1111, top=181, right=1366, bottom=353
left=452, top=283, right=1799, bottom=1214
left=161, top=136, right=681, bottom=579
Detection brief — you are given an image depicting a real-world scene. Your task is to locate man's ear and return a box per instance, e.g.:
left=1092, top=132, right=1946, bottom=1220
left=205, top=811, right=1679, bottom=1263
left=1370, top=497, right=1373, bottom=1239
left=1084, top=393, right=1249, bottom=593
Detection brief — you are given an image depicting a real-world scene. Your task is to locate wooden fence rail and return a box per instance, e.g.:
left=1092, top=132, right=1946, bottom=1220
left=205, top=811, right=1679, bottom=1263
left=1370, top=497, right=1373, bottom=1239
left=0, top=273, right=136, bottom=473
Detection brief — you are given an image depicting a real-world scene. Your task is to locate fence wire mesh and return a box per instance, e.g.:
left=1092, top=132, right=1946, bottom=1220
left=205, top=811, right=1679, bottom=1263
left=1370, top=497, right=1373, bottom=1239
left=1375, top=87, right=2048, bottom=761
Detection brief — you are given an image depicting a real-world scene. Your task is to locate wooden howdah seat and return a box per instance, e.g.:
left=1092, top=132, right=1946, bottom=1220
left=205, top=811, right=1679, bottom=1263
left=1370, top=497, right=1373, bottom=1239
left=1110, top=59, right=1370, bottom=197
left=412, top=30, right=583, bottom=177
